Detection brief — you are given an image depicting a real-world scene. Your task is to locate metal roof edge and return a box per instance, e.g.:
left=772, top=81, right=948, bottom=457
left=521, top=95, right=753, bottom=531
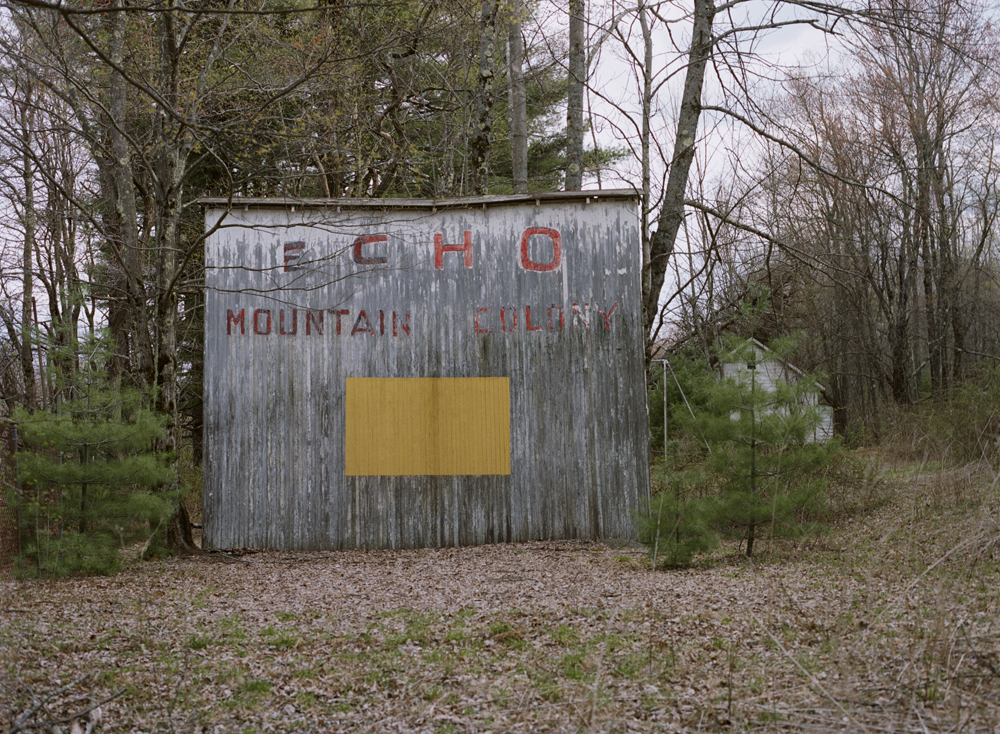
left=198, top=190, right=640, bottom=210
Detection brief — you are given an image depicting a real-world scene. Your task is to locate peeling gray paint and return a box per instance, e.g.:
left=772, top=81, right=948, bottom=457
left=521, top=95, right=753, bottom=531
left=202, top=192, right=650, bottom=550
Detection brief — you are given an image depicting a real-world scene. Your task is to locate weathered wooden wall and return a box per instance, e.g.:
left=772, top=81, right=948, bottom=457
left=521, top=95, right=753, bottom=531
left=202, top=192, right=650, bottom=550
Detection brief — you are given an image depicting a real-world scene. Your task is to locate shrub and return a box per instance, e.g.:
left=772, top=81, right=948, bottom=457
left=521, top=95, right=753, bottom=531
left=12, top=342, right=176, bottom=577
left=636, top=466, right=719, bottom=568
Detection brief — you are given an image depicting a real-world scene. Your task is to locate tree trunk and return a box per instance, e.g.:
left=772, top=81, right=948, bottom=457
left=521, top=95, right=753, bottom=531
left=644, top=0, right=715, bottom=353
left=165, top=502, right=203, bottom=556
left=638, top=0, right=653, bottom=336
left=107, top=0, right=153, bottom=382
left=469, top=0, right=500, bottom=195
left=18, top=83, right=35, bottom=410
left=564, top=0, right=585, bottom=190
left=508, top=13, right=527, bottom=194
left=154, top=1, right=194, bottom=554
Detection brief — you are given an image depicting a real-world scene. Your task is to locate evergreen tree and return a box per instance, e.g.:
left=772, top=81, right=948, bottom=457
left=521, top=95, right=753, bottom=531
left=639, top=337, right=837, bottom=564
left=698, top=337, right=834, bottom=556
left=11, top=335, right=176, bottom=577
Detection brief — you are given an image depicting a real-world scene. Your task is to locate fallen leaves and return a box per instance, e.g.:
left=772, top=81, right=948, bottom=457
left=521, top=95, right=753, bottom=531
left=2, top=486, right=999, bottom=733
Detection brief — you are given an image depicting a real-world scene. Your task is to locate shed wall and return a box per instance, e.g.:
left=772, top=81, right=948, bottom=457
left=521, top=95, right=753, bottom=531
left=722, top=346, right=834, bottom=442
left=203, top=196, right=650, bottom=550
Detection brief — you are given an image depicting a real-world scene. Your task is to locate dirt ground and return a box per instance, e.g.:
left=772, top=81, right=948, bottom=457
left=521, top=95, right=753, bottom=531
left=2, top=470, right=999, bottom=733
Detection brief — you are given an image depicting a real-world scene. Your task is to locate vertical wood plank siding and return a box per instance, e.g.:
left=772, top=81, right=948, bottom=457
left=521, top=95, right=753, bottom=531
left=202, top=193, right=650, bottom=550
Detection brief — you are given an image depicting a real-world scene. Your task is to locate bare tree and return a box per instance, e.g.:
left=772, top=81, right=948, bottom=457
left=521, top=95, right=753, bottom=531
left=670, top=0, right=1000, bottom=429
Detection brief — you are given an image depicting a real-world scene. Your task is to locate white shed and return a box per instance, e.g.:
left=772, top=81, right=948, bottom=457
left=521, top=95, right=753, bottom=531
left=720, top=338, right=835, bottom=443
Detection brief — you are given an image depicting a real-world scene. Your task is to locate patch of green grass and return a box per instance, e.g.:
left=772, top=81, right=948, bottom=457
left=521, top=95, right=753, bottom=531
left=215, top=665, right=242, bottom=685
left=218, top=615, right=246, bottom=641
left=363, top=665, right=394, bottom=687
left=259, top=626, right=299, bottom=650
left=240, top=678, right=273, bottom=698
left=920, top=681, right=942, bottom=703
left=550, top=623, right=577, bottom=646
left=424, top=648, right=444, bottom=664
left=597, top=631, right=628, bottom=653
left=382, top=610, right=435, bottom=647
left=534, top=675, right=562, bottom=703
left=384, top=631, right=410, bottom=649
left=270, top=631, right=299, bottom=650
left=188, top=635, right=212, bottom=650
left=612, top=652, right=648, bottom=679
left=795, top=653, right=820, bottom=673
left=193, top=587, right=213, bottom=609
left=560, top=651, right=590, bottom=681
left=490, top=685, right=511, bottom=708
left=295, top=691, right=318, bottom=709
left=276, top=611, right=297, bottom=622
left=487, top=620, right=527, bottom=650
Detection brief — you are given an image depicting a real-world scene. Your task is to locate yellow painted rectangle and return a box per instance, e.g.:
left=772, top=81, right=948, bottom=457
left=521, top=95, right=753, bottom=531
left=345, top=377, right=511, bottom=476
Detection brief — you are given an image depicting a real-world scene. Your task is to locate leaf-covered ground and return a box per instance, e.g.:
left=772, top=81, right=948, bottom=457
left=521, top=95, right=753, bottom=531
left=2, top=467, right=999, bottom=733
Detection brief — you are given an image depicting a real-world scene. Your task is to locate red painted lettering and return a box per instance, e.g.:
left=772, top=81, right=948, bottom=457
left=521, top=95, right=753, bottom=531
left=279, top=309, right=297, bottom=335
left=283, top=242, right=305, bottom=271
left=227, top=308, right=245, bottom=335
left=475, top=307, right=492, bottom=333
left=330, top=309, right=350, bottom=335
left=547, top=304, right=564, bottom=330
left=520, top=227, right=562, bottom=272
left=501, top=307, right=518, bottom=332
left=393, top=311, right=410, bottom=336
left=351, top=310, right=376, bottom=336
left=253, top=309, right=272, bottom=335
left=379, top=310, right=385, bottom=335
left=525, top=306, right=542, bottom=331
left=306, top=311, right=323, bottom=335
left=597, top=302, right=618, bottom=329
left=572, top=303, right=590, bottom=329
left=352, top=234, right=388, bottom=265
left=434, top=231, right=473, bottom=269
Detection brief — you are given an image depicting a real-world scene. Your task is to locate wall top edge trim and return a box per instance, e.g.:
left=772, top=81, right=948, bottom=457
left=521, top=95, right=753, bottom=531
left=198, top=190, right=640, bottom=212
